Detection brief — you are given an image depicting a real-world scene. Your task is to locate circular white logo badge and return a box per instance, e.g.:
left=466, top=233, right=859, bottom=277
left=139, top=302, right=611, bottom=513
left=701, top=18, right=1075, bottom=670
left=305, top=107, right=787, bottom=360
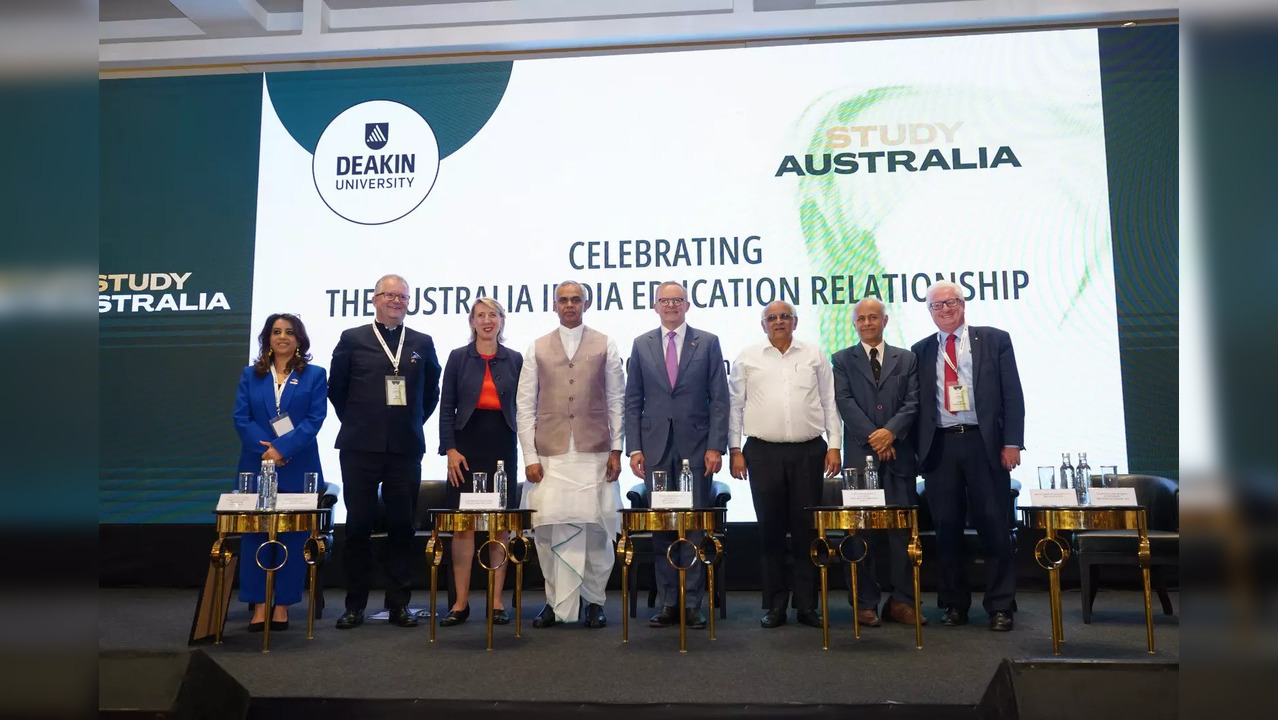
left=312, top=100, right=440, bottom=225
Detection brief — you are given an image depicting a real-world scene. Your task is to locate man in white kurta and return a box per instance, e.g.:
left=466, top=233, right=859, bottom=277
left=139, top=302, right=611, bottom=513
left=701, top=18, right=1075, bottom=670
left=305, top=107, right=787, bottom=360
left=516, top=281, right=624, bottom=627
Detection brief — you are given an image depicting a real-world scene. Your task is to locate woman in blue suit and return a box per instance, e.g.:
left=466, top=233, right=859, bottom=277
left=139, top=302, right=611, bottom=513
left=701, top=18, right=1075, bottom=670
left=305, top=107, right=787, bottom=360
left=233, top=313, right=327, bottom=632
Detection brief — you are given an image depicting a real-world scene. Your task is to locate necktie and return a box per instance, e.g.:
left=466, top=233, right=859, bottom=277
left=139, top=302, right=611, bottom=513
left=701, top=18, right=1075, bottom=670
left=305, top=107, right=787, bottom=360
left=665, top=331, right=679, bottom=387
left=869, top=347, right=881, bottom=383
left=943, top=333, right=958, bottom=412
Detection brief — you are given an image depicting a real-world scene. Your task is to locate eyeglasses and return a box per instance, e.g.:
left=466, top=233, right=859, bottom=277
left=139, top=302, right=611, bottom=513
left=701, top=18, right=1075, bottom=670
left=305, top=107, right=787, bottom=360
left=764, top=313, right=794, bottom=323
left=927, top=298, right=962, bottom=311
left=656, top=298, right=686, bottom=307
left=376, top=292, right=409, bottom=303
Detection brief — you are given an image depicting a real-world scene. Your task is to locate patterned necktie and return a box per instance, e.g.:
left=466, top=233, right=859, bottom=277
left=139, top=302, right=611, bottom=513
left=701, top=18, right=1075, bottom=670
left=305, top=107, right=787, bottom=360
left=665, top=331, right=679, bottom=387
left=869, top=346, right=881, bottom=383
left=943, top=333, right=959, bottom=412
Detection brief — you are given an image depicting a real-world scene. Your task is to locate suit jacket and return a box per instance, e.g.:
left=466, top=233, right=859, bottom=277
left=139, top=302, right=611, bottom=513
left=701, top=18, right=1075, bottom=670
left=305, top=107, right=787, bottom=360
left=438, top=341, right=523, bottom=454
left=911, top=325, right=1025, bottom=473
left=233, top=363, right=328, bottom=488
left=328, top=323, right=441, bottom=455
left=623, top=325, right=729, bottom=464
left=831, top=343, right=919, bottom=479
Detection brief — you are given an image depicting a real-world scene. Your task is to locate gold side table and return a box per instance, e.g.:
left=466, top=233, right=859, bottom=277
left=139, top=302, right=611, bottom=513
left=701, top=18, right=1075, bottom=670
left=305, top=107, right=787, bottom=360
left=807, top=505, right=923, bottom=650
left=426, top=509, right=535, bottom=650
left=617, top=508, right=725, bottom=653
left=1020, top=505, right=1154, bottom=656
left=210, top=509, right=326, bottom=653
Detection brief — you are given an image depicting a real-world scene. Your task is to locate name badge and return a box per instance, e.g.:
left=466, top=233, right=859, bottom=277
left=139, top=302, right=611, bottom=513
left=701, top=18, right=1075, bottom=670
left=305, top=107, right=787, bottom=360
left=1028, top=489, right=1078, bottom=506
left=651, top=491, right=693, bottom=509
left=459, top=493, right=502, bottom=510
left=385, top=375, right=407, bottom=406
left=217, top=493, right=259, bottom=511
left=946, top=383, right=971, bottom=412
left=269, top=412, right=294, bottom=437
left=1088, top=488, right=1139, bottom=506
left=842, top=489, right=886, bottom=507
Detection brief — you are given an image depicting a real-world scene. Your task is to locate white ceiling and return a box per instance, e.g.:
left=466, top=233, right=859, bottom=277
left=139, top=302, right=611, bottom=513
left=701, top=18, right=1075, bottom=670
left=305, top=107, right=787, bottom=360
left=99, top=0, right=1179, bottom=75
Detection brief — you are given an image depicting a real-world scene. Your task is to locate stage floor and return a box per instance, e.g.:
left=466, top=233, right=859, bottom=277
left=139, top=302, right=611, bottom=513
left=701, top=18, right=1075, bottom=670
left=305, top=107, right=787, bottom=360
left=100, top=586, right=1177, bottom=708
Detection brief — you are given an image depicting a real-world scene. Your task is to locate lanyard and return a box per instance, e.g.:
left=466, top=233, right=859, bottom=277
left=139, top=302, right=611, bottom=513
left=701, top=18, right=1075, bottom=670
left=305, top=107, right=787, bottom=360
left=942, top=330, right=964, bottom=377
left=272, top=368, right=290, bottom=415
left=372, top=322, right=406, bottom=375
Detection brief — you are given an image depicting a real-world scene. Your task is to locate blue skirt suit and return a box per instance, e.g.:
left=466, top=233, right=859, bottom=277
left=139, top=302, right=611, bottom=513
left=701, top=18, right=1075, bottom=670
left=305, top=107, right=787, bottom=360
left=232, top=363, right=328, bottom=605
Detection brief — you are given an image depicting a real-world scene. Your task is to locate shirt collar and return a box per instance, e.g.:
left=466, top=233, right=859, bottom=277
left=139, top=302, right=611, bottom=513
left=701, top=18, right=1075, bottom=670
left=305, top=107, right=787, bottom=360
left=559, top=324, right=585, bottom=340
left=936, top=324, right=967, bottom=345
left=661, top=323, right=687, bottom=339
left=861, top=340, right=885, bottom=357
left=377, top=321, right=402, bottom=333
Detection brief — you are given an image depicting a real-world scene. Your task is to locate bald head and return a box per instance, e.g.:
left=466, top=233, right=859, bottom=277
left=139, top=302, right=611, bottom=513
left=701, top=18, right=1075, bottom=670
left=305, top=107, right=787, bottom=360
left=854, top=297, right=888, bottom=345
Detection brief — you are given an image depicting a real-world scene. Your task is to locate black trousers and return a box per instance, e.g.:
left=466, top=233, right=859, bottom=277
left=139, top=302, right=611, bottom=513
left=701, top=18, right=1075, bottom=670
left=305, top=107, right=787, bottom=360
left=646, top=430, right=712, bottom=609
left=340, top=450, right=422, bottom=611
left=845, top=470, right=918, bottom=609
left=921, top=429, right=1016, bottom=614
left=744, top=436, right=825, bottom=611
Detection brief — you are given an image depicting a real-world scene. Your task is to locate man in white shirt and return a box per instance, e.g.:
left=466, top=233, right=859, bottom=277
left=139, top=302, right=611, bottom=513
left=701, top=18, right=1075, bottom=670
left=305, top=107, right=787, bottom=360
left=516, top=280, right=625, bottom=628
left=729, top=301, right=842, bottom=628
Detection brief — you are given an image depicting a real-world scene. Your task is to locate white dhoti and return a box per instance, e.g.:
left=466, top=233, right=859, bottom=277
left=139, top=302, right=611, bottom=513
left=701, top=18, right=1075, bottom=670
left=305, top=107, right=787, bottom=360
left=523, top=451, right=621, bottom=621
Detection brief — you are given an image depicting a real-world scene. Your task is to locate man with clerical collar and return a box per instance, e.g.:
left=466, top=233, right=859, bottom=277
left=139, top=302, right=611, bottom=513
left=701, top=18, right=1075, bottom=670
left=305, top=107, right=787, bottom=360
left=831, top=297, right=925, bottom=627
left=911, top=280, right=1024, bottom=632
left=729, top=300, right=842, bottom=629
left=516, top=280, right=625, bottom=628
left=329, top=274, right=441, bottom=630
left=624, top=281, right=729, bottom=630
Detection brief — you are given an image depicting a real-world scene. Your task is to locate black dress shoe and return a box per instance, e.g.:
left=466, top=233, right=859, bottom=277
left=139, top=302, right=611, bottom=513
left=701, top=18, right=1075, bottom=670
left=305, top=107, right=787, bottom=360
left=650, top=606, right=677, bottom=628
left=532, top=604, right=559, bottom=628
left=336, top=609, right=364, bottom=630
left=582, top=602, right=607, bottom=628
left=796, top=609, right=824, bottom=628
left=941, top=607, right=970, bottom=627
left=439, top=606, right=470, bottom=627
left=388, top=607, right=418, bottom=627
left=761, top=608, right=787, bottom=628
left=491, top=608, right=510, bottom=625
left=686, top=608, right=707, bottom=629
left=989, top=610, right=1014, bottom=632
left=248, top=621, right=265, bottom=633
left=269, top=620, right=289, bottom=632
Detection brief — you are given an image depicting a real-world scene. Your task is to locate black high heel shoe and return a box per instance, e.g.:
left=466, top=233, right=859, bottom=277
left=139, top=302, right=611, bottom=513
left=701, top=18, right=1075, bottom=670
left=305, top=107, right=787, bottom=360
left=439, top=606, right=470, bottom=627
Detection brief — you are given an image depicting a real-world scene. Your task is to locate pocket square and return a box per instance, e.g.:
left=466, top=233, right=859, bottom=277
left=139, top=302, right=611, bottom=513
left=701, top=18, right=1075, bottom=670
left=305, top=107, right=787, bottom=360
left=410, top=351, right=422, bottom=362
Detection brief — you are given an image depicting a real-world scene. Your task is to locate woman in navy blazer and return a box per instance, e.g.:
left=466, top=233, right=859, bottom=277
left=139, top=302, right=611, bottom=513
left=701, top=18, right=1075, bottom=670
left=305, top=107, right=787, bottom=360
left=437, top=298, right=522, bottom=626
left=232, top=313, right=327, bottom=632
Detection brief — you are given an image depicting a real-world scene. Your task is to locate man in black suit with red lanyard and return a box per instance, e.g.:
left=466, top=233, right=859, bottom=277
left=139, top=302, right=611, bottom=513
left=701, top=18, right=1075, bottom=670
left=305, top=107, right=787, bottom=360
left=912, top=280, right=1024, bottom=632
left=329, top=274, right=441, bottom=629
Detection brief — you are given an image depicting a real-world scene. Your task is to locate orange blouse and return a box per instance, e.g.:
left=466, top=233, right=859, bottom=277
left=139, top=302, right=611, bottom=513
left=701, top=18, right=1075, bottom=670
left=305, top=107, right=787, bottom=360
left=476, top=353, right=502, bottom=410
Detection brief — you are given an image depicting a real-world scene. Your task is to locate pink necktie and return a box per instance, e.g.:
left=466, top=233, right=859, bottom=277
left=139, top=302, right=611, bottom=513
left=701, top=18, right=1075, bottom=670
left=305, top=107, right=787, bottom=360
left=665, top=331, right=679, bottom=387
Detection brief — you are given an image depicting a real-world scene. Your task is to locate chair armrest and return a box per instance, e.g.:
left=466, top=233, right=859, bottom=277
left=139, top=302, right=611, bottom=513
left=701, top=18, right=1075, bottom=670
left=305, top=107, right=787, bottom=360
left=627, top=482, right=650, bottom=509
left=1009, top=478, right=1021, bottom=499
left=711, top=480, right=732, bottom=508
left=319, top=481, right=340, bottom=509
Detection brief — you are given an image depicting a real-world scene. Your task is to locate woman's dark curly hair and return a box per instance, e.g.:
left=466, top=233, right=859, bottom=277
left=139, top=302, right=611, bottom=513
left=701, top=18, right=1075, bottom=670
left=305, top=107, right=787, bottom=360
left=253, top=313, right=312, bottom=377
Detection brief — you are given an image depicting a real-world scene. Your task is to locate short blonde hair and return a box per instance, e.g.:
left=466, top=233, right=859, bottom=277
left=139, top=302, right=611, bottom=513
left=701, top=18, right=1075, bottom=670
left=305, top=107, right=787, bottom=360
left=469, top=297, right=507, bottom=342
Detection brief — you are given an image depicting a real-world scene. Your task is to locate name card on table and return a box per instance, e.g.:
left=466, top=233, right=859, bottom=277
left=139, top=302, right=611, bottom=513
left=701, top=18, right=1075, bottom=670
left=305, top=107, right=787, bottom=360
left=842, top=489, right=886, bottom=507
left=459, top=492, right=502, bottom=510
left=651, top=491, right=693, bottom=509
left=1088, top=488, right=1139, bottom=506
left=217, top=494, right=259, bottom=511
left=1027, top=489, right=1078, bottom=506
left=276, top=493, right=319, bottom=511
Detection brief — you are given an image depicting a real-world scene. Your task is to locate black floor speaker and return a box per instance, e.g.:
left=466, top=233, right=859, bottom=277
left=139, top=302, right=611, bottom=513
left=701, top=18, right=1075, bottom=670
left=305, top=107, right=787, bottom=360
left=99, top=649, right=250, bottom=719
left=978, top=658, right=1178, bottom=720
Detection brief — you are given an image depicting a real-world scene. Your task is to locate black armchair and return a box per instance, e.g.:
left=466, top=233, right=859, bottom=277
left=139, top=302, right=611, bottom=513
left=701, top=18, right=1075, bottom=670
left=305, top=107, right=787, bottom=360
left=1076, top=474, right=1178, bottom=623
left=624, top=480, right=732, bottom=619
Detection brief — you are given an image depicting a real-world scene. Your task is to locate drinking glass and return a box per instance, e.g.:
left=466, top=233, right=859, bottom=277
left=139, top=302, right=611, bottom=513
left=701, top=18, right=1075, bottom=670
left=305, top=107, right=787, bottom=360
left=472, top=472, right=488, bottom=494
left=237, top=472, right=256, bottom=494
left=652, top=470, right=669, bottom=493
left=1037, top=466, right=1056, bottom=490
left=303, top=472, right=320, bottom=494
left=841, top=468, right=858, bottom=492
left=1097, top=466, right=1118, bottom=488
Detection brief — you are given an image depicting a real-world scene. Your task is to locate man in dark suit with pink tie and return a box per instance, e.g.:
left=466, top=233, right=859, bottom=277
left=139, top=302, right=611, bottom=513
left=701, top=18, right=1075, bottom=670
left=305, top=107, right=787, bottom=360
left=911, top=281, right=1024, bottom=632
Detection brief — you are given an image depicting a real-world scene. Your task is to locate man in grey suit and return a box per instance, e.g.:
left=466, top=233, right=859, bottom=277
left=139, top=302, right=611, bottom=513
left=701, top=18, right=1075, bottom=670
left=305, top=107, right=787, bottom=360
left=831, top=297, right=925, bottom=627
left=624, top=281, right=730, bottom=629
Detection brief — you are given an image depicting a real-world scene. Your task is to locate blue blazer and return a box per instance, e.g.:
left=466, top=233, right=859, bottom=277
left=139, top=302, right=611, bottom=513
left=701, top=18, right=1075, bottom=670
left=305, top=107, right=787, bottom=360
left=233, top=363, right=328, bottom=489
left=438, top=342, right=523, bottom=454
left=911, top=325, right=1025, bottom=474
left=623, top=326, right=729, bottom=464
left=831, top=343, right=920, bottom=479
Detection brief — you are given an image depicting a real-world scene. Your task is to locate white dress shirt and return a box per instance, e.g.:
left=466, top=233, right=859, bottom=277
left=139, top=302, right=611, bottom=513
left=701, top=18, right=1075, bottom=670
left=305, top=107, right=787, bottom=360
left=934, top=324, right=978, bottom=427
left=728, top=339, right=842, bottom=449
left=662, top=322, right=686, bottom=363
left=516, top=324, right=625, bottom=467
left=862, top=340, right=885, bottom=362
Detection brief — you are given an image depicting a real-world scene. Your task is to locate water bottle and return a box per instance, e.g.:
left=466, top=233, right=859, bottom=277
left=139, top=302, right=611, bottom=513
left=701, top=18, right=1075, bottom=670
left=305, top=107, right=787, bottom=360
left=679, top=459, right=693, bottom=495
left=1075, top=452, right=1091, bottom=504
left=863, top=455, right=879, bottom=490
left=257, top=459, right=277, bottom=511
left=494, top=460, right=508, bottom=508
left=1059, top=453, right=1076, bottom=495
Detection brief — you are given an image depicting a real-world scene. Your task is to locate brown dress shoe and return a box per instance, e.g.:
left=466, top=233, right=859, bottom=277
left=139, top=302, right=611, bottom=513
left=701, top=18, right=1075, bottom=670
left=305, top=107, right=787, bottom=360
left=856, top=609, right=882, bottom=627
left=884, top=600, right=929, bottom=625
